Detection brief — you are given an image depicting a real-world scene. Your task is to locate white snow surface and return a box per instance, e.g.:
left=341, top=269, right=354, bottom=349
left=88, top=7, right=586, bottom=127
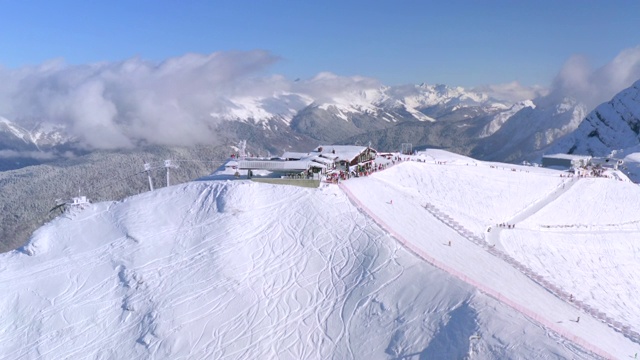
left=205, top=82, right=504, bottom=125
left=478, top=96, right=587, bottom=162
left=210, top=93, right=314, bottom=125
left=2, top=149, right=640, bottom=359
left=0, top=116, right=70, bottom=147
left=0, top=116, right=30, bottom=142
left=314, top=86, right=437, bottom=123
left=548, top=80, right=640, bottom=159
left=479, top=100, right=535, bottom=138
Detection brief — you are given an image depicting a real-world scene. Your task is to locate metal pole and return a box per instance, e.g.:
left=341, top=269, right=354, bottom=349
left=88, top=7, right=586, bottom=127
left=144, top=163, right=154, bottom=191
left=164, top=160, right=172, bottom=187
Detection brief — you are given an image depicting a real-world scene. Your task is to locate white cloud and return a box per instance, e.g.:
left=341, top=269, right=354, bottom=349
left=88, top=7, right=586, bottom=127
left=292, top=72, right=382, bottom=103
left=0, top=58, right=388, bottom=150
left=0, top=51, right=280, bottom=149
left=475, top=46, right=640, bottom=109
left=472, top=81, right=548, bottom=103
left=0, top=150, right=57, bottom=160
left=4, top=46, right=638, bottom=152
left=551, top=46, right=640, bottom=109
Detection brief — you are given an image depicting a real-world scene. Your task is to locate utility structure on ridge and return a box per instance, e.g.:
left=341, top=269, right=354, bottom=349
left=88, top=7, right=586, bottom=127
left=164, top=160, right=179, bottom=187
left=144, top=162, right=154, bottom=192
left=50, top=191, right=90, bottom=214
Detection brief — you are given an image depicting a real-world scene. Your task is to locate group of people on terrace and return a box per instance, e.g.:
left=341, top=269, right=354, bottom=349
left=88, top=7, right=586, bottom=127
left=324, top=155, right=407, bottom=184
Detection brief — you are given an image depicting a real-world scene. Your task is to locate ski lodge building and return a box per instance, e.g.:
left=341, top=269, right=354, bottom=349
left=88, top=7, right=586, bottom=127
left=237, top=145, right=378, bottom=177
left=541, top=154, right=592, bottom=169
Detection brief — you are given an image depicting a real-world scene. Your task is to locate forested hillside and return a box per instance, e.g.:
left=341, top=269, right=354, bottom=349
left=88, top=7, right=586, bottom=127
left=0, top=145, right=231, bottom=252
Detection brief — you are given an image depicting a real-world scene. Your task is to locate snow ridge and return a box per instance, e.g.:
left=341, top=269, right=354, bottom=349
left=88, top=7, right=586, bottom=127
left=550, top=80, right=640, bottom=157
left=3, top=150, right=640, bottom=358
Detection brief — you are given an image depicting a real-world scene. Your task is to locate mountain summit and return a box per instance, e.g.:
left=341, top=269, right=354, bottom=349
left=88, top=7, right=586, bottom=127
left=549, top=80, right=640, bottom=157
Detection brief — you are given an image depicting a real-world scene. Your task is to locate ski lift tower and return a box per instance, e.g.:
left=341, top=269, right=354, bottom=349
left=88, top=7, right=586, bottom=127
left=144, top=162, right=154, bottom=191
left=164, top=160, right=179, bottom=187
left=401, top=143, right=413, bottom=155
left=238, top=140, right=247, bottom=160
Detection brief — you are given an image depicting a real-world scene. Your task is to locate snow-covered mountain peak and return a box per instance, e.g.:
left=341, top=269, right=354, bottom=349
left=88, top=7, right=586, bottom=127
left=547, top=79, right=640, bottom=157
left=316, top=87, right=387, bottom=113
left=472, top=93, right=588, bottom=162
left=518, top=99, right=536, bottom=109
left=479, top=100, right=536, bottom=138
left=394, top=83, right=504, bottom=110
left=209, top=81, right=507, bottom=126
left=210, top=93, right=314, bottom=124
left=0, top=116, right=30, bottom=142
left=554, top=97, right=581, bottom=115
left=0, top=116, right=71, bottom=147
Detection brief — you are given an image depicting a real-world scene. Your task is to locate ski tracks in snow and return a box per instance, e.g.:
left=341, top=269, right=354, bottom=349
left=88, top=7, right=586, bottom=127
left=122, top=182, right=409, bottom=359
left=339, top=180, right=634, bottom=359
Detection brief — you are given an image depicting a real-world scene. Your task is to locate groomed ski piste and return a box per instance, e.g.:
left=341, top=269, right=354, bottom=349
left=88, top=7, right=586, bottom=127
left=1, top=149, right=639, bottom=359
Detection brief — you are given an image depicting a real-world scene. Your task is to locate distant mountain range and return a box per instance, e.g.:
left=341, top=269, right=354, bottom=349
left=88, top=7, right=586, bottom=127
left=471, top=96, right=587, bottom=162
left=0, top=117, right=79, bottom=170
left=0, top=116, right=69, bottom=148
left=3, top=79, right=640, bottom=171
left=547, top=80, right=640, bottom=157
left=2, top=79, right=640, bottom=252
left=0, top=83, right=509, bottom=171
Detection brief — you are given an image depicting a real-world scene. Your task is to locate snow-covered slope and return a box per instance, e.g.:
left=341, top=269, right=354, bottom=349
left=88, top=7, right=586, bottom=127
left=478, top=100, right=535, bottom=138
left=287, top=83, right=509, bottom=144
left=218, top=82, right=505, bottom=126
left=548, top=80, right=640, bottom=157
left=390, top=83, right=506, bottom=112
left=0, top=116, right=70, bottom=149
left=3, top=150, right=639, bottom=358
left=472, top=96, right=587, bottom=162
left=211, top=82, right=506, bottom=133
left=210, top=92, right=314, bottom=125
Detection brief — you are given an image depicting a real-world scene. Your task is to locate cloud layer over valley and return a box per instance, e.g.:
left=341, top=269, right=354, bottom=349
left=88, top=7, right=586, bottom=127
left=0, top=51, right=283, bottom=149
left=1, top=47, right=640, bottom=150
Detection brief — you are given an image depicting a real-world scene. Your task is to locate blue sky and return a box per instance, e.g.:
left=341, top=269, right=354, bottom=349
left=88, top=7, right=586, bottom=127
left=1, top=0, right=639, bottom=87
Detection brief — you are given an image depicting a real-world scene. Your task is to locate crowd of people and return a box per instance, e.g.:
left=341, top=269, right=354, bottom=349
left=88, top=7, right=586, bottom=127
left=324, top=156, right=406, bottom=184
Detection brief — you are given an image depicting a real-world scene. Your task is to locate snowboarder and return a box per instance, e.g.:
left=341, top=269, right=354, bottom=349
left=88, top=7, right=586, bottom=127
left=448, top=241, right=451, bottom=246
left=576, top=316, right=580, bottom=323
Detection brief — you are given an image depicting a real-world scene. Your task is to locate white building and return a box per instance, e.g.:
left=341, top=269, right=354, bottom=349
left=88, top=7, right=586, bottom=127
left=542, top=154, right=592, bottom=169
left=238, top=145, right=378, bottom=177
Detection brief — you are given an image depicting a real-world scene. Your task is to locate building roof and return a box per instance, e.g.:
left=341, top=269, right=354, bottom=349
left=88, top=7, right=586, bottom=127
left=310, top=156, right=334, bottom=166
left=281, top=151, right=311, bottom=160
left=315, top=145, right=374, bottom=163
left=543, top=154, right=592, bottom=161
left=238, top=159, right=325, bottom=172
